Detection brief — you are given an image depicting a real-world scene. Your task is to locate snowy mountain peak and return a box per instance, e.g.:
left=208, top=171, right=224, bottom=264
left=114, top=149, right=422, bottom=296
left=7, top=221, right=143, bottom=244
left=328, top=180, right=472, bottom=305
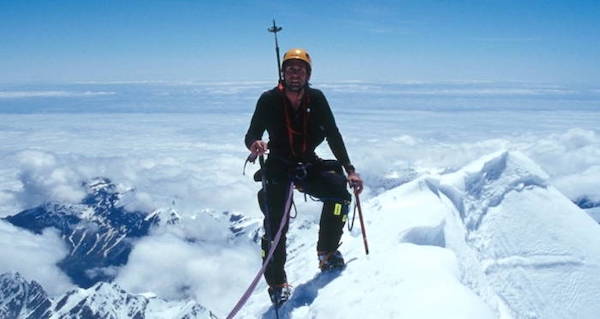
left=0, top=272, right=52, bottom=319
left=52, top=280, right=218, bottom=319
left=0, top=273, right=218, bottom=319
left=3, top=178, right=160, bottom=288
left=81, top=177, right=121, bottom=210
left=439, top=151, right=550, bottom=230
left=148, top=207, right=182, bottom=225
left=53, top=281, right=148, bottom=319
left=444, top=151, right=548, bottom=193
left=436, top=150, right=600, bottom=318
left=207, top=210, right=261, bottom=242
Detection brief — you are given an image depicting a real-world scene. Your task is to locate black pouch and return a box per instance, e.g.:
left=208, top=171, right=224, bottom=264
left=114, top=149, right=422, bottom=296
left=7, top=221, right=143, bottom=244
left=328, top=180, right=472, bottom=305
left=318, top=159, right=344, bottom=175
left=315, top=159, right=347, bottom=189
left=253, top=169, right=263, bottom=182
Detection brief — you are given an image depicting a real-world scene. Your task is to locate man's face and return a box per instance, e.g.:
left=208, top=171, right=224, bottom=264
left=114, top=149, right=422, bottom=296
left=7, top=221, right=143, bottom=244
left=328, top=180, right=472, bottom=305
left=284, top=60, right=309, bottom=92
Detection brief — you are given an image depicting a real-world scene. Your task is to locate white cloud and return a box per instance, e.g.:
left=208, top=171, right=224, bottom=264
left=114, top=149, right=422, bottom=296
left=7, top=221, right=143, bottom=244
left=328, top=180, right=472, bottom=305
left=553, top=167, right=600, bottom=202
left=316, top=81, right=578, bottom=97
left=116, top=214, right=259, bottom=316
left=472, top=37, right=540, bottom=42
left=15, top=150, right=86, bottom=208
left=0, top=91, right=115, bottom=98
left=523, top=129, right=600, bottom=176
left=330, top=87, right=572, bottom=96
left=523, top=129, right=600, bottom=202
left=0, top=190, right=18, bottom=218
left=0, top=221, right=74, bottom=296
left=6, top=147, right=261, bottom=221
left=346, top=128, right=600, bottom=204
left=557, top=128, right=598, bottom=150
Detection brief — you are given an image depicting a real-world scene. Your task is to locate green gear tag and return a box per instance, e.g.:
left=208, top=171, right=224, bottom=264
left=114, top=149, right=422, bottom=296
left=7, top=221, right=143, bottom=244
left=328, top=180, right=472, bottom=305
left=334, top=203, right=342, bottom=215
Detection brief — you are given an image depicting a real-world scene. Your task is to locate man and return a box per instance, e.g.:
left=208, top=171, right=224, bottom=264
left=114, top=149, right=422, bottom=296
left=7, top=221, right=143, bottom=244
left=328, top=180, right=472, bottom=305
left=245, top=48, right=363, bottom=305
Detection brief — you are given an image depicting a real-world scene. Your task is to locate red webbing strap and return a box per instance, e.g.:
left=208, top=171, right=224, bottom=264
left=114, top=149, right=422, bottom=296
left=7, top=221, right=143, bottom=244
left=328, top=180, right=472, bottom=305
left=280, top=88, right=310, bottom=158
left=225, top=181, right=294, bottom=319
left=282, top=96, right=299, bottom=157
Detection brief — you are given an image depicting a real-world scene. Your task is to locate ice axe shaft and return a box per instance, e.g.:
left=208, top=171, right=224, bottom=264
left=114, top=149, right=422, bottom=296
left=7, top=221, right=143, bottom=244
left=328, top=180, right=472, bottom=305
left=353, top=185, right=369, bottom=255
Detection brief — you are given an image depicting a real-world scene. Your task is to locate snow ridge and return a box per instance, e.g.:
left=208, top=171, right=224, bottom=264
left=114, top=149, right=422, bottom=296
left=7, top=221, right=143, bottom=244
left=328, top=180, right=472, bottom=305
left=237, top=150, right=600, bottom=319
left=437, top=151, right=600, bottom=319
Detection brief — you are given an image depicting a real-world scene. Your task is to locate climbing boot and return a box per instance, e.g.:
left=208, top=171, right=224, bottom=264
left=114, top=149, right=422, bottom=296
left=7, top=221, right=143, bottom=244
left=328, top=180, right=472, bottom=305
left=268, top=283, right=292, bottom=306
left=318, top=250, right=345, bottom=271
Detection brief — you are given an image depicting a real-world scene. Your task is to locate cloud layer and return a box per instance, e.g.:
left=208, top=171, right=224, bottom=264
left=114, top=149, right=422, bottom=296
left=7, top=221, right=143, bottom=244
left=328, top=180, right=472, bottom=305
left=0, top=90, right=115, bottom=99
left=0, top=221, right=73, bottom=296
left=116, top=213, right=259, bottom=315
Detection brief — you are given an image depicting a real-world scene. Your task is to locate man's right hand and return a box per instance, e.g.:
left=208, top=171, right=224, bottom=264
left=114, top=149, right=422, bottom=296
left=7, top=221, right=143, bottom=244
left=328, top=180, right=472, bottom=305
left=250, top=140, right=268, bottom=156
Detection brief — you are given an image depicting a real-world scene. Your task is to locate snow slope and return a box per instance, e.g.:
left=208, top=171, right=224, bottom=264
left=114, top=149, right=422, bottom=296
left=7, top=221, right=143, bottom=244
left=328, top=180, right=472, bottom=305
left=439, top=151, right=600, bottom=319
left=235, top=151, right=600, bottom=319
left=585, top=207, right=600, bottom=223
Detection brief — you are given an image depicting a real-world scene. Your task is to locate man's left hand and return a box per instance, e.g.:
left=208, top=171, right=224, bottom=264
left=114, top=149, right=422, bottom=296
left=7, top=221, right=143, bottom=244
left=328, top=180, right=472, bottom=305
left=348, top=172, right=363, bottom=195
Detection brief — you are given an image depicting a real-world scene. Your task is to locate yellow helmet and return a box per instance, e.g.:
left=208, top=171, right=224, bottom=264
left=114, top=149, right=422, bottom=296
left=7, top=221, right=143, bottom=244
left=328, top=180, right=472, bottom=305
left=282, top=48, right=312, bottom=71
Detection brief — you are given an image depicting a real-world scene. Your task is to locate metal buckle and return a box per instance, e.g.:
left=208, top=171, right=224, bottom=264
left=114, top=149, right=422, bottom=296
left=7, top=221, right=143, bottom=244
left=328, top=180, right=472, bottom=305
left=293, top=162, right=308, bottom=181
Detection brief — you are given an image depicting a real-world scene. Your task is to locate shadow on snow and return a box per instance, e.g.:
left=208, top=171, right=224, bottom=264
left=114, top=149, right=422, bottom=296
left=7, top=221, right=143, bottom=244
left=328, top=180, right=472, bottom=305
left=261, top=258, right=356, bottom=319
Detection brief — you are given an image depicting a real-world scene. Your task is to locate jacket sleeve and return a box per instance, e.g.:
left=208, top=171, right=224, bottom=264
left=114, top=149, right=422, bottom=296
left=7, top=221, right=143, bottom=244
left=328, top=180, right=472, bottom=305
left=317, top=90, right=356, bottom=174
left=244, top=92, right=268, bottom=150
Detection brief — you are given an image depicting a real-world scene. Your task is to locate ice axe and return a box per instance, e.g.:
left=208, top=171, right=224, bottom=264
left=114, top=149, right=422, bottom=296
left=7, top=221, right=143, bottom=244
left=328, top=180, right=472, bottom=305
left=350, top=183, right=369, bottom=255
left=268, top=19, right=283, bottom=84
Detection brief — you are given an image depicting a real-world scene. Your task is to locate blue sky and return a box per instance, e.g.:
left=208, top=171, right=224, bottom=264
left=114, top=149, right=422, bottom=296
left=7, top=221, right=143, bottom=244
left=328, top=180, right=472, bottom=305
left=1, top=0, right=599, bottom=84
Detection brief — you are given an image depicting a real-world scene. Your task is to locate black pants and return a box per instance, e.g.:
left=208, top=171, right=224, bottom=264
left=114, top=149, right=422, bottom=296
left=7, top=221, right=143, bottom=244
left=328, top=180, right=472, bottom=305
left=258, top=157, right=351, bottom=286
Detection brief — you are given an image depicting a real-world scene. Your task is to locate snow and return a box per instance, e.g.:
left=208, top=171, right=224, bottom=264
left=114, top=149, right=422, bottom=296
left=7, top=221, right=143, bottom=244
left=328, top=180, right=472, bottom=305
left=235, top=151, right=600, bottom=319
left=586, top=207, right=600, bottom=223
left=438, top=151, right=600, bottom=319
left=71, top=229, right=88, bottom=255
left=101, top=233, right=127, bottom=257
left=47, top=281, right=216, bottom=318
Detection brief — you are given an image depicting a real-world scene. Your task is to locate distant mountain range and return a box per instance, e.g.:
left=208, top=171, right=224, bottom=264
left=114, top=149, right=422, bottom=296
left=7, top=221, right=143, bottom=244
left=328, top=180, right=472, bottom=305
left=0, top=177, right=262, bottom=318
left=0, top=272, right=217, bottom=319
left=3, top=178, right=161, bottom=288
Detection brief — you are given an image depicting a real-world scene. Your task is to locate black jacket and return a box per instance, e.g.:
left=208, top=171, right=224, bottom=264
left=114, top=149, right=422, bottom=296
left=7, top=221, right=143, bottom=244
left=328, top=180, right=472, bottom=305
left=245, top=87, right=354, bottom=174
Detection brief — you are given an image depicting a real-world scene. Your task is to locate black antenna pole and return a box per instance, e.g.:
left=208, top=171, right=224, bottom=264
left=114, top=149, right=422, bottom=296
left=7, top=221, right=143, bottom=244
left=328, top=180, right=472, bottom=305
left=267, top=19, right=283, bottom=83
